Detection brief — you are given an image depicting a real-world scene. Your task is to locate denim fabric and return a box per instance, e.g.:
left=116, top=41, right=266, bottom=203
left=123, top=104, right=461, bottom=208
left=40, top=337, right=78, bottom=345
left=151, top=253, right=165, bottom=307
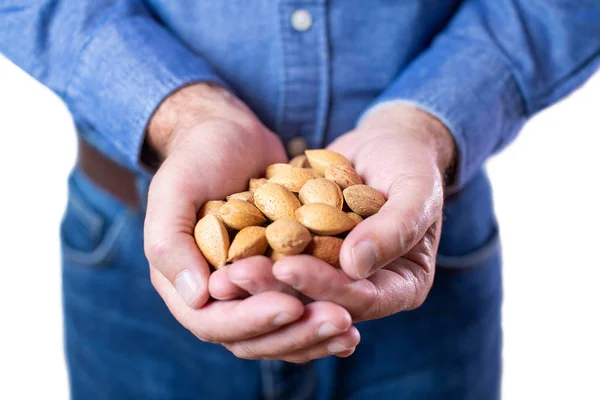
left=1, top=1, right=599, bottom=186
left=61, top=168, right=502, bottom=399
left=4, top=1, right=598, bottom=398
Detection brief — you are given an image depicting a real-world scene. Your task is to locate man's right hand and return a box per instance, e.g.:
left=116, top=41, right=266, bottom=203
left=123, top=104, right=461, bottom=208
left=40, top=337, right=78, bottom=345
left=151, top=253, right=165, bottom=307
left=143, top=84, right=357, bottom=360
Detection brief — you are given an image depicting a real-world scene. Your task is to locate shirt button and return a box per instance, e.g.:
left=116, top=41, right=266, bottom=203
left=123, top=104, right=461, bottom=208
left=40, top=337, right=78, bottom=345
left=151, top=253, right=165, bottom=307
left=290, top=9, right=312, bottom=32
left=287, top=137, right=308, bottom=158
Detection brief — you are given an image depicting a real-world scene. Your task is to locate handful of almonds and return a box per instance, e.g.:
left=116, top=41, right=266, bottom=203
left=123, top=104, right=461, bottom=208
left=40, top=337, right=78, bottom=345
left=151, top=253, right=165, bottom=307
left=194, top=149, right=386, bottom=269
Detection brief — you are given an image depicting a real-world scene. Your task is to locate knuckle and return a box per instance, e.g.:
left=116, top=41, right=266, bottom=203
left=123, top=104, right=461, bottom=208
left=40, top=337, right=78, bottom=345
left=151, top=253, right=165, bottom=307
left=396, top=216, right=421, bottom=250
left=144, top=236, right=171, bottom=262
left=350, top=285, right=379, bottom=322
left=403, top=267, right=431, bottom=311
left=229, top=342, right=261, bottom=360
left=187, top=320, right=219, bottom=344
left=285, top=353, right=315, bottom=364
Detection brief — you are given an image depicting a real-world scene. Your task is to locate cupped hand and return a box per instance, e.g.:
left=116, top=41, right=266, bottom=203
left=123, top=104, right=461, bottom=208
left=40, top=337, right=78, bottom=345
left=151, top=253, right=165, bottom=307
left=270, top=104, right=456, bottom=321
left=143, top=83, right=355, bottom=361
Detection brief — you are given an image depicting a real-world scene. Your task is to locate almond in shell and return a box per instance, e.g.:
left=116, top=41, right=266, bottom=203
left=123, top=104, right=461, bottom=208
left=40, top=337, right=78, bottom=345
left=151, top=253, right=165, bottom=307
left=343, top=185, right=386, bottom=217
left=265, top=163, right=293, bottom=179
left=194, top=214, right=230, bottom=269
left=346, top=212, right=363, bottom=226
left=324, top=163, right=363, bottom=190
left=198, top=200, right=225, bottom=220
left=253, top=182, right=301, bottom=221
left=249, top=178, right=268, bottom=192
left=305, top=149, right=351, bottom=176
left=266, top=220, right=312, bottom=255
left=304, top=236, right=343, bottom=268
left=269, top=249, right=287, bottom=262
left=226, top=191, right=254, bottom=204
left=268, top=167, right=315, bottom=193
left=295, top=203, right=356, bottom=235
left=219, top=199, right=267, bottom=230
left=227, top=226, right=268, bottom=262
left=289, top=154, right=309, bottom=168
left=298, top=178, right=343, bottom=209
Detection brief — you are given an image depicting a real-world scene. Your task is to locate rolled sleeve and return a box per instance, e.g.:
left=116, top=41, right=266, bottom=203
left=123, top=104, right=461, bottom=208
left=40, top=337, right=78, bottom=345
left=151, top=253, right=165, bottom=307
left=66, top=18, right=228, bottom=174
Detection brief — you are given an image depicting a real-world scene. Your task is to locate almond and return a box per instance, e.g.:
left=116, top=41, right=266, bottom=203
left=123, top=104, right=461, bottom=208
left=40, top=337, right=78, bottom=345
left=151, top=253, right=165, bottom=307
left=194, top=214, right=230, bottom=269
left=254, top=183, right=301, bottom=221
left=324, top=163, right=363, bottom=190
left=266, top=220, right=312, bottom=255
left=295, top=203, right=355, bottom=235
left=269, top=249, right=287, bottom=262
left=298, top=178, right=343, bottom=209
left=226, top=191, right=254, bottom=204
left=198, top=200, right=225, bottom=220
left=304, top=236, right=343, bottom=268
left=268, top=167, right=315, bottom=193
left=219, top=199, right=267, bottom=230
left=227, top=226, right=268, bottom=262
left=305, top=149, right=351, bottom=176
left=249, top=178, right=268, bottom=192
left=265, top=163, right=293, bottom=179
left=343, top=185, right=386, bottom=217
left=346, top=212, right=364, bottom=227
left=289, top=154, right=309, bottom=168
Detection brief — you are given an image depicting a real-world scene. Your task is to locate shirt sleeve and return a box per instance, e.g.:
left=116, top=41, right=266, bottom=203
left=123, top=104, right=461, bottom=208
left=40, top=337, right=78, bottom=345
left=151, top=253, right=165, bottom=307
left=359, top=0, right=600, bottom=191
left=0, top=0, right=228, bottom=173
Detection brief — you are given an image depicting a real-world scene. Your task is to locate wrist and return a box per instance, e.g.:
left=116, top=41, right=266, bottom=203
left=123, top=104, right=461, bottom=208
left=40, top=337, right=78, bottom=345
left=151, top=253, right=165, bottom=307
left=359, top=103, right=457, bottom=183
left=146, top=82, right=256, bottom=160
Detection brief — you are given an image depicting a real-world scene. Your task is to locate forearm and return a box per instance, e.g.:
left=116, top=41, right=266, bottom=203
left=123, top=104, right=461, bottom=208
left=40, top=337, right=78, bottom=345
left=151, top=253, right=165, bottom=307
left=0, top=0, right=227, bottom=173
left=360, top=0, right=600, bottom=191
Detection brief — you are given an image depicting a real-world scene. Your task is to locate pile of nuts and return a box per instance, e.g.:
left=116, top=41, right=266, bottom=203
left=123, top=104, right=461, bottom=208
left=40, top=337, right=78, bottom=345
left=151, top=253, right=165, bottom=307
left=194, top=149, right=386, bottom=269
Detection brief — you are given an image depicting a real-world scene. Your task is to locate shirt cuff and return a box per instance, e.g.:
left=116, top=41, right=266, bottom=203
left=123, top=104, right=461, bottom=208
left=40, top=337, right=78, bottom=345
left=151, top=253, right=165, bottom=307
left=358, top=39, right=527, bottom=192
left=65, top=17, right=229, bottom=175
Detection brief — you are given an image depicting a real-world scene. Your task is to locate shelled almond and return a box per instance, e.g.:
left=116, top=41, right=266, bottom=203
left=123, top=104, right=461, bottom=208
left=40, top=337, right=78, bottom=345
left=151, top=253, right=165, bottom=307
left=193, top=149, right=387, bottom=269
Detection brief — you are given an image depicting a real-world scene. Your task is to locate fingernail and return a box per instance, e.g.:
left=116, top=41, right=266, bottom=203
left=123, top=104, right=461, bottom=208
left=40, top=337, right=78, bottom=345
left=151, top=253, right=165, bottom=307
left=352, top=241, right=377, bottom=278
left=174, top=270, right=201, bottom=307
left=273, top=312, right=295, bottom=326
left=327, top=341, right=350, bottom=354
left=318, top=322, right=343, bottom=338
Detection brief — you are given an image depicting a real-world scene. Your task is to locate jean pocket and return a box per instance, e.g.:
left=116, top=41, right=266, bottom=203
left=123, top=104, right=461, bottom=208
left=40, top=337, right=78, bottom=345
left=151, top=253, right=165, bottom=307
left=60, top=169, right=133, bottom=267
left=436, top=228, right=501, bottom=270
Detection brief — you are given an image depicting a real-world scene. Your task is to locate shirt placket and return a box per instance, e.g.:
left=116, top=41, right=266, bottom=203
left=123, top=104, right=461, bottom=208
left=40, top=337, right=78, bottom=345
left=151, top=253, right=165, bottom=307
left=277, top=0, right=330, bottom=157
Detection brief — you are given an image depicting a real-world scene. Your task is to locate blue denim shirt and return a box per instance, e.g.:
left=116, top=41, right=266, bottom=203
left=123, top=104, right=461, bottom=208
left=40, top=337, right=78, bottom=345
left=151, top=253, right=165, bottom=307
left=1, top=1, right=599, bottom=258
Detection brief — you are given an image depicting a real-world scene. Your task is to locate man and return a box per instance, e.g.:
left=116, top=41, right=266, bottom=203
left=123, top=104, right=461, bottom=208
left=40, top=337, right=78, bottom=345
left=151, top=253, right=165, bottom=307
left=1, top=1, right=598, bottom=399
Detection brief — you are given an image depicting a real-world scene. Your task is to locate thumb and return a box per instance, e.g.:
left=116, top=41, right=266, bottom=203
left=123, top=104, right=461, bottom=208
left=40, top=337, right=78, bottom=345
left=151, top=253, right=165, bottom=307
left=144, top=158, right=212, bottom=309
left=339, top=175, right=442, bottom=280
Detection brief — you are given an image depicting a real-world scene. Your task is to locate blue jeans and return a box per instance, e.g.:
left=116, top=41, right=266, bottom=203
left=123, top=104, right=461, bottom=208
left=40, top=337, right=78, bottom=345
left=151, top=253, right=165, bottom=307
left=61, top=168, right=502, bottom=400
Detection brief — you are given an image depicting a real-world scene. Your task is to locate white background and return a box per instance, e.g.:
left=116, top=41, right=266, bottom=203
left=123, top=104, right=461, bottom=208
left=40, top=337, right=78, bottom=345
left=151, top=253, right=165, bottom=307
left=0, top=55, right=598, bottom=399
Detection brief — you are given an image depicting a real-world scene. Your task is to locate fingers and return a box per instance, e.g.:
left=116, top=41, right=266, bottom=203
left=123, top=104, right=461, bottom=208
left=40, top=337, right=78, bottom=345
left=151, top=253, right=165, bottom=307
left=228, top=256, right=296, bottom=296
left=339, top=176, right=442, bottom=280
left=274, top=228, right=438, bottom=321
left=208, top=266, right=248, bottom=300
left=273, top=255, right=376, bottom=320
left=144, top=162, right=211, bottom=308
left=223, top=301, right=352, bottom=359
left=151, top=267, right=304, bottom=342
left=266, top=326, right=360, bottom=364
